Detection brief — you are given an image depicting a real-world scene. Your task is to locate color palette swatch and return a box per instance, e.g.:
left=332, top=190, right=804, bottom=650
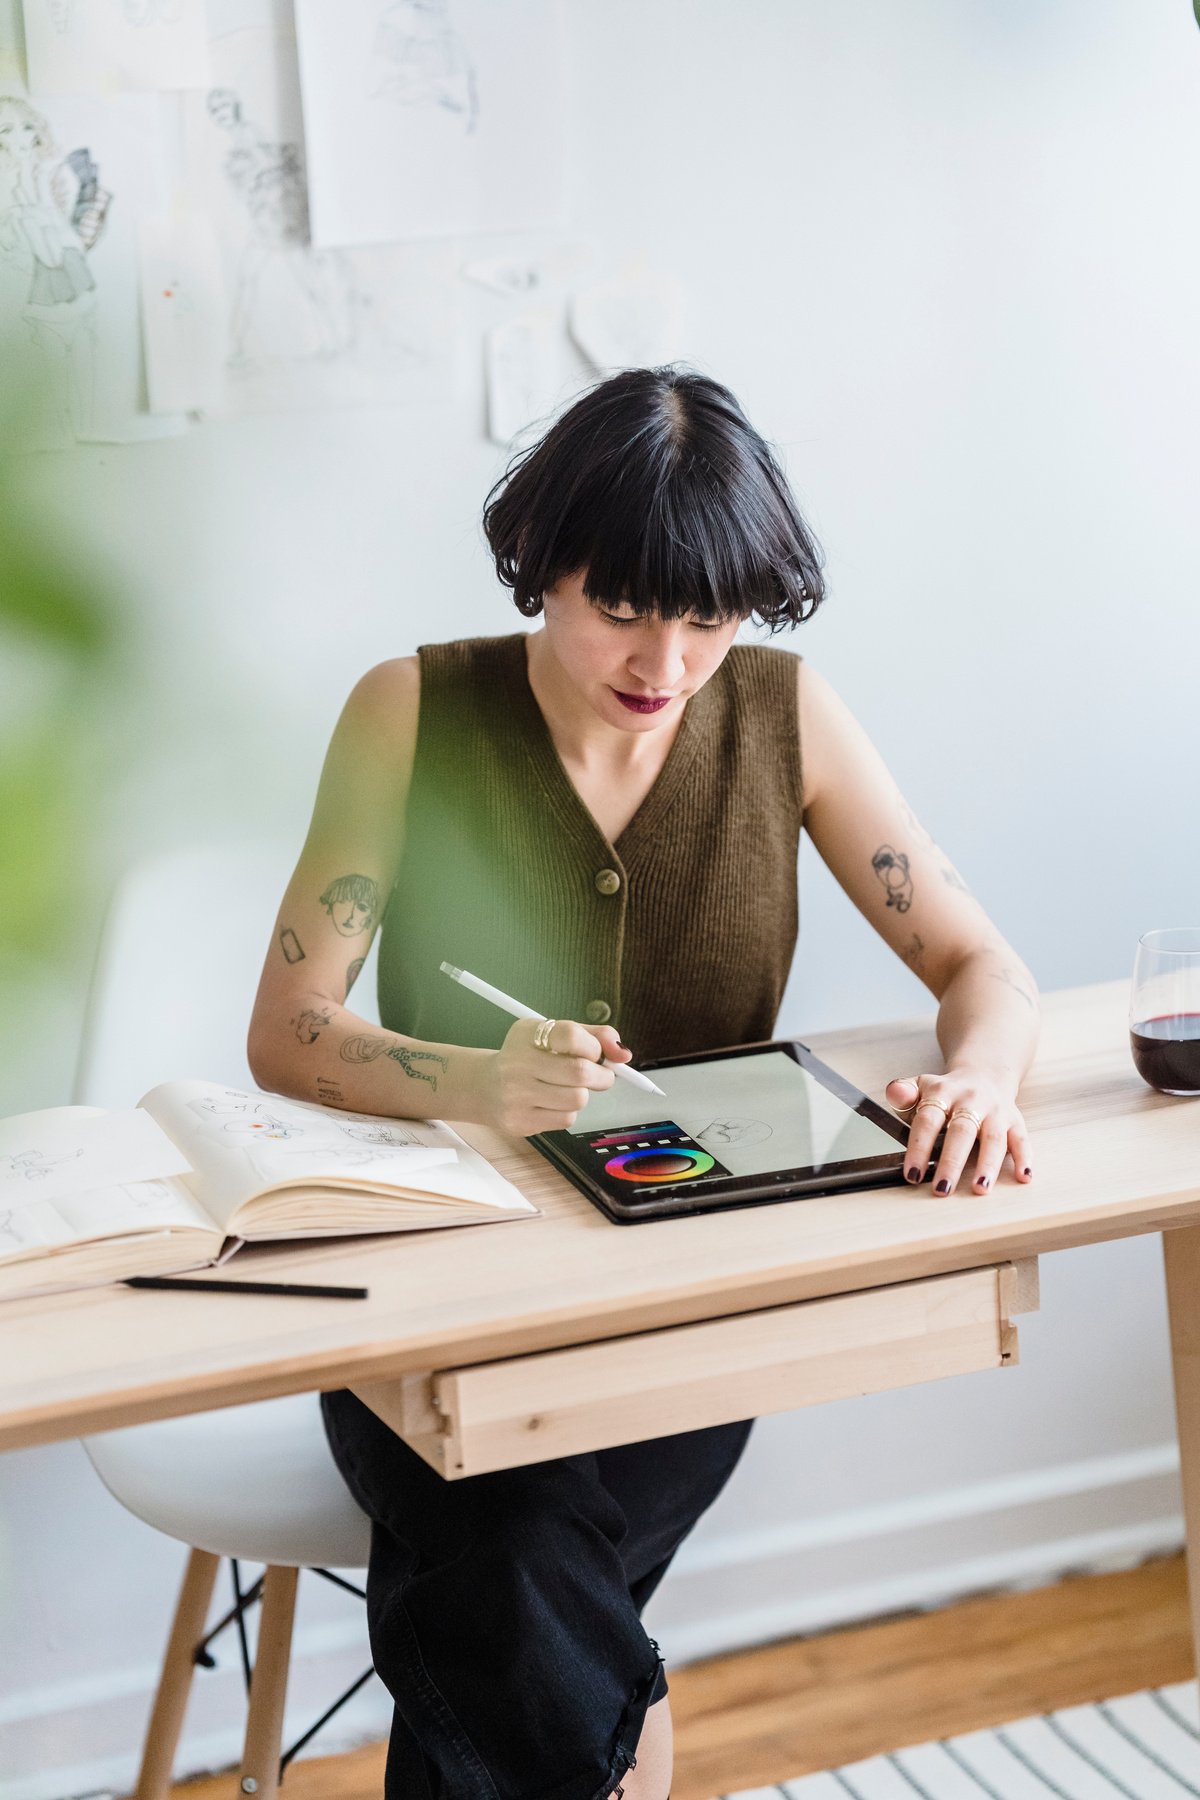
left=578, top=1121, right=731, bottom=1189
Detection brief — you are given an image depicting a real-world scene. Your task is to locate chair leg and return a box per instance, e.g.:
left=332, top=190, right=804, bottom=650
left=238, top=1564, right=300, bottom=1798
left=135, top=1546, right=221, bottom=1800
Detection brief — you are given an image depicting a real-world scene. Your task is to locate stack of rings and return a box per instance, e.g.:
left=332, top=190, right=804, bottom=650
left=911, top=1098, right=983, bottom=1131
left=532, top=1017, right=558, bottom=1052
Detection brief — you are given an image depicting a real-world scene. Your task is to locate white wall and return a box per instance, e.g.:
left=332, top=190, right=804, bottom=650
left=4, top=2, right=1200, bottom=1795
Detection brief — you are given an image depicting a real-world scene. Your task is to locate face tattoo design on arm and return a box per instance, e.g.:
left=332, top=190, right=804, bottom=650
left=871, top=845, right=914, bottom=913
left=320, top=873, right=379, bottom=938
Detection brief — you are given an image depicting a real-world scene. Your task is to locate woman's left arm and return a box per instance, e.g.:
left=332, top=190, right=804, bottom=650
left=797, top=660, right=1039, bottom=1197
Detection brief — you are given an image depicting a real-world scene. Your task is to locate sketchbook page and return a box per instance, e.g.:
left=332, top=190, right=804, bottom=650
left=0, top=1106, right=193, bottom=1208
left=23, top=0, right=210, bottom=95
left=181, top=7, right=457, bottom=418
left=138, top=1081, right=461, bottom=1235
left=294, top=0, right=566, bottom=249
left=0, top=87, right=189, bottom=447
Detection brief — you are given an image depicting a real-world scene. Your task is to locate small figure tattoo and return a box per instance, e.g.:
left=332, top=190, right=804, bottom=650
left=320, top=873, right=379, bottom=938
left=339, top=1033, right=448, bottom=1091
left=294, top=1006, right=333, bottom=1044
left=871, top=845, right=913, bottom=913
left=345, top=956, right=365, bottom=998
left=279, top=927, right=306, bottom=964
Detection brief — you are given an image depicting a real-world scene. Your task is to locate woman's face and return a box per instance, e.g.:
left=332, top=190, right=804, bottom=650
left=539, top=569, right=742, bottom=734
left=0, top=105, right=43, bottom=168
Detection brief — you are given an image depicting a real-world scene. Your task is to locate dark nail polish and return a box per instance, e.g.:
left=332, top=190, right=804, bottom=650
left=1023, top=1166, right=1032, bottom=1177
left=935, top=1179, right=950, bottom=1195
left=905, top=1166, right=921, bottom=1184
left=976, top=1175, right=990, bottom=1190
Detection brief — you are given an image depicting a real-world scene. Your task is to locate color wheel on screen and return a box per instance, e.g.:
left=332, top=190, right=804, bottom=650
left=604, top=1145, right=716, bottom=1183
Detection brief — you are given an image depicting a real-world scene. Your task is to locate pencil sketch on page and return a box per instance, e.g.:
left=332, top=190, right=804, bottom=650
left=371, top=0, right=477, bottom=132
left=293, top=0, right=564, bottom=248
left=0, top=88, right=185, bottom=444
left=185, top=19, right=454, bottom=415
left=23, top=0, right=210, bottom=94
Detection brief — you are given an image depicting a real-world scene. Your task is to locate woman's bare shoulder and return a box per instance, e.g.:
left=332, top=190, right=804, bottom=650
left=332, top=655, right=422, bottom=787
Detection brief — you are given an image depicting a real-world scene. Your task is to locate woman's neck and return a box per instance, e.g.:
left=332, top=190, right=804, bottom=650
left=523, top=628, right=683, bottom=777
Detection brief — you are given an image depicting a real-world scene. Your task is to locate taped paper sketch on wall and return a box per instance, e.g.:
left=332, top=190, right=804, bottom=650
left=372, top=0, right=477, bottom=132
left=188, top=21, right=455, bottom=415
left=0, top=96, right=107, bottom=440
left=206, top=85, right=358, bottom=367
left=23, top=0, right=210, bottom=94
left=293, top=0, right=564, bottom=248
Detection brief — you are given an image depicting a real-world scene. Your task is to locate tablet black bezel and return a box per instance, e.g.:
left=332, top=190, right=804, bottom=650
left=531, top=1038, right=944, bottom=1225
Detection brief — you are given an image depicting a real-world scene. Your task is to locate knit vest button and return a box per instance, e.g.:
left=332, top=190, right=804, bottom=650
left=594, top=868, right=621, bottom=896
left=585, top=999, right=612, bottom=1024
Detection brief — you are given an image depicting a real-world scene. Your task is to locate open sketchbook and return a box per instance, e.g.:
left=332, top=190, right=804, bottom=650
left=0, top=1080, right=536, bottom=1301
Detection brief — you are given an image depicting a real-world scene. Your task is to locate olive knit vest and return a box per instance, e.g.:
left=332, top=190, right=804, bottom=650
left=376, top=633, right=803, bottom=1064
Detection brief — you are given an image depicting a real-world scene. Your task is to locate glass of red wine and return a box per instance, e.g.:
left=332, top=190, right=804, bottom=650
left=1130, top=927, right=1200, bottom=1096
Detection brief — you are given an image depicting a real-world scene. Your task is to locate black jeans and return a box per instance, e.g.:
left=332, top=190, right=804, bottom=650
left=321, top=1388, right=753, bottom=1800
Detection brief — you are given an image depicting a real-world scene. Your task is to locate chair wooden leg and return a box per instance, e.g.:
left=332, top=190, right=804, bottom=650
left=135, top=1546, right=221, bottom=1800
left=238, top=1564, right=300, bottom=1798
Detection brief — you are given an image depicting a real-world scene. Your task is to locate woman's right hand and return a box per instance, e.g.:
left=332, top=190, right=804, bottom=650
left=478, top=1017, right=632, bottom=1137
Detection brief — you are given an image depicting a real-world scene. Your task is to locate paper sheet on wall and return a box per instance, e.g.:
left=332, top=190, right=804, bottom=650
left=568, top=267, right=685, bottom=373
left=22, top=0, right=210, bottom=95
left=184, top=11, right=457, bottom=416
left=0, top=86, right=189, bottom=444
left=138, top=211, right=225, bottom=412
left=0, top=1107, right=193, bottom=1208
left=486, top=304, right=581, bottom=447
left=293, top=0, right=566, bottom=249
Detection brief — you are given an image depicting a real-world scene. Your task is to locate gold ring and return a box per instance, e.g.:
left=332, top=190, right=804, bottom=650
left=533, top=1017, right=557, bottom=1051
left=948, top=1107, right=983, bottom=1131
left=914, top=1100, right=947, bottom=1120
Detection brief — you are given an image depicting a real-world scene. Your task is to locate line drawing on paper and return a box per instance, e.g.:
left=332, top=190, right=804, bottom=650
left=0, top=96, right=110, bottom=440
left=0, top=1209, right=27, bottom=1248
left=46, top=0, right=79, bottom=30
left=371, top=0, right=478, bottom=133
left=186, top=1095, right=303, bottom=1141
left=205, top=87, right=357, bottom=366
left=0, top=1146, right=86, bottom=1182
left=341, top=1122, right=431, bottom=1148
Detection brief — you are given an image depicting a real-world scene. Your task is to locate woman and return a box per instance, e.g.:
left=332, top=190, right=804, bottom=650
left=247, top=366, right=1039, bottom=1800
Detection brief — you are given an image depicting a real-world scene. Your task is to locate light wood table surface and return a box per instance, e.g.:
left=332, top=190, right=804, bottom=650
left=6, top=975, right=1200, bottom=1648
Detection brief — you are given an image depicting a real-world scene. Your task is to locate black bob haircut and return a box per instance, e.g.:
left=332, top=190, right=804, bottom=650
left=482, top=366, right=826, bottom=633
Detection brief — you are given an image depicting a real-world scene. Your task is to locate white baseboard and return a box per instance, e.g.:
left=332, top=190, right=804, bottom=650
left=0, top=1443, right=1185, bottom=1800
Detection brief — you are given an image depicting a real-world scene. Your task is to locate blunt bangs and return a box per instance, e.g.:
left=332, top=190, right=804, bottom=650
left=482, top=366, right=826, bottom=633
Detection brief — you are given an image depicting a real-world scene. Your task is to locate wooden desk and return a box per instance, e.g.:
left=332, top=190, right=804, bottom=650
left=6, top=979, right=1200, bottom=1646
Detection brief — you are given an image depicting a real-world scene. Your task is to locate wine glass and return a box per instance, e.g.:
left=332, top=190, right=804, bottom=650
left=1130, top=927, right=1200, bottom=1096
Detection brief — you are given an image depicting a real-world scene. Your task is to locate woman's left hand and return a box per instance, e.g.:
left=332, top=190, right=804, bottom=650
left=884, top=1070, right=1034, bottom=1196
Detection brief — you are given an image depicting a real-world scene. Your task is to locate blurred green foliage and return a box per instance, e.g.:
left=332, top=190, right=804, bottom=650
left=0, top=377, right=122, bottom=971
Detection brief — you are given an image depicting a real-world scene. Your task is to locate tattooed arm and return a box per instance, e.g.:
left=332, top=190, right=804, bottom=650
left=246, top=659, right=624, bottom=1133
left=798, top=660, right=1039, bottom=1196
left=246, top=659, right=488, bottom=1120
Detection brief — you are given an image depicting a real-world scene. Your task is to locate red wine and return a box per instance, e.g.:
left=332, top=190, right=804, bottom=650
left=1130, top=1014, right=1200, bottom=1094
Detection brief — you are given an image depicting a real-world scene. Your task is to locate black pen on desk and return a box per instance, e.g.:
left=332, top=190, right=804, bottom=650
left=124, top=1275, right=369, bottom=1300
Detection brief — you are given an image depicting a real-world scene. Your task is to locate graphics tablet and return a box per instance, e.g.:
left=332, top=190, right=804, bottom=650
left=531, top=1039, right=943, bottom=1225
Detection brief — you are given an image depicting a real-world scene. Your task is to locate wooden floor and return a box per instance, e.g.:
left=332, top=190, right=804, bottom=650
left=165, top=1552, right=1194, bottom=1800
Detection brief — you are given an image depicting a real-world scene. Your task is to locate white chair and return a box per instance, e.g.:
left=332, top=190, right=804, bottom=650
left=75, top=844, right=377, bottom=1799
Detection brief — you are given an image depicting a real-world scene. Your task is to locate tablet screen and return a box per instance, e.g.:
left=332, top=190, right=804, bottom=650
left=567, top=1047, right=901, bottom=1182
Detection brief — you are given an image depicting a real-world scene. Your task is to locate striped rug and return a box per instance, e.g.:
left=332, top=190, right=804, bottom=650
left=720, top=1681, right=1200, bottom=1799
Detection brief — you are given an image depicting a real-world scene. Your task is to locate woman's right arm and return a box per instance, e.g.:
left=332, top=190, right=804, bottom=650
left=246, top=658, right=627, bottom=1134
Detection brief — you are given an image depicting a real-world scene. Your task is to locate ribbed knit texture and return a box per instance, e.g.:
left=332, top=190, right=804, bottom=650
left=376, top=633, right=803, bottom=1064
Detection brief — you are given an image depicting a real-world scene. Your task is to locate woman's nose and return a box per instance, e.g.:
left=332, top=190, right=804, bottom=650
left=627, top=628, right=687, bottom=691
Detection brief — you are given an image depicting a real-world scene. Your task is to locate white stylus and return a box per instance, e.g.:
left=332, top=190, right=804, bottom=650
left=439, top=962, right=667, bottom=1097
